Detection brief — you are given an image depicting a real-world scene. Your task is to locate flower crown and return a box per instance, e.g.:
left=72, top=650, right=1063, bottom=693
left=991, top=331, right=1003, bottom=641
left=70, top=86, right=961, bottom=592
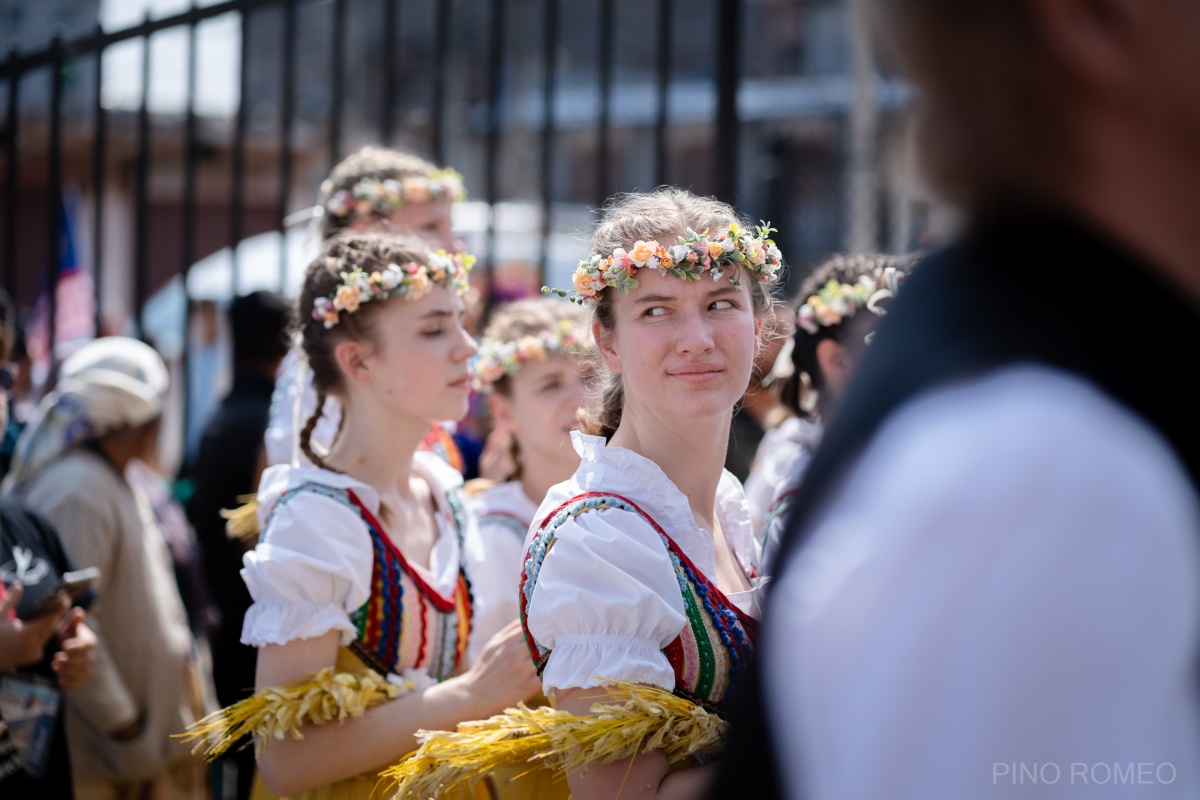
left=545, top=222, right=784, bottom=305
left=312, top=250, right=476, bottom=329
left=324, top=169, right=467, bottom=219
left=796, top=264, right=911, bottom=335
left=470, top=320, right=594, bottom=391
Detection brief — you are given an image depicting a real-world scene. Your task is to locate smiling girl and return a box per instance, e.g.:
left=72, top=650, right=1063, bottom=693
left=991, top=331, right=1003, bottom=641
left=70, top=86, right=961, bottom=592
left=518, top=190, right=780, bottom=799
left=189, top=233, right=539, bottom=800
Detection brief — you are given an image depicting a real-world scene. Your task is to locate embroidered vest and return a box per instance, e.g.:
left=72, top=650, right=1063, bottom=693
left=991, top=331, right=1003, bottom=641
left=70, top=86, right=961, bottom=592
left=711, top=210, right=1200, bottom=798
left=519, top=491, right=758, bottom=717
left=270, top=482, right=473, bottom=681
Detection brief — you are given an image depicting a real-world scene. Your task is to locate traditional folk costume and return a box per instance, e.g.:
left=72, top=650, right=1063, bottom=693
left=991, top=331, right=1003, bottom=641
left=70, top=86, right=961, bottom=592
left=464, top=481, right=536, bottom=655
left=188, top=452, right=490, bottom=800
left=381, top=220, right=783, bottom=799
left=382, top=434, right=765, bottom=798
left=743, top=416, right=823, bottom=572
left=523, top=432, right=763, bottom=704
left=459, top=480, right=568, bottom=800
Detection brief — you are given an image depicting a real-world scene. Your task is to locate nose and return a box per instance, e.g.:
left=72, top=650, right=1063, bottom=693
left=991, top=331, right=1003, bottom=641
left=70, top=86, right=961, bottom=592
left=675, top=307, right=715, bottom=356
left=454, top=326, right=478, bottom=363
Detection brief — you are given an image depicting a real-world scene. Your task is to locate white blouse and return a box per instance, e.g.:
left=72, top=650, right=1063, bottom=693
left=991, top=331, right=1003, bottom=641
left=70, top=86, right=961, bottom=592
left=465, top=481, right=541, bottom=656
left=523, top=432, right=764, bottom=696
left=240, top=451, right=501, bottom=665
left=743, top=416, right=823, bottom=570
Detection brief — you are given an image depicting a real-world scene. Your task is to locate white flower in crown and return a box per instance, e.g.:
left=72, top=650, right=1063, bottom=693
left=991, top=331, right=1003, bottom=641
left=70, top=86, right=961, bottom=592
left=382, top=264, right=404, bottom=289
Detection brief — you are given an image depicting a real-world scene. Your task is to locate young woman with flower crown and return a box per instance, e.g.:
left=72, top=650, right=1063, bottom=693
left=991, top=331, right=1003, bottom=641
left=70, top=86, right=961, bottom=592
left=185, top=233, right=540, bottom=800
left=464, top=298, right=592, bottom=626
left=265, top=146, right=470, bottom=470
left=744, top=253, right=913, bottom=570
left=382, top=188, right=783, bottom=800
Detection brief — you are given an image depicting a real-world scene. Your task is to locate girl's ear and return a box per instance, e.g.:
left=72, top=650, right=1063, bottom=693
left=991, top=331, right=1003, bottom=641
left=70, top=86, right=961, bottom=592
left=333, top=338, right=372, bottom=385
left=815, top=338, right=850, bottom=394
left=593, top=317, right=623, bottom=375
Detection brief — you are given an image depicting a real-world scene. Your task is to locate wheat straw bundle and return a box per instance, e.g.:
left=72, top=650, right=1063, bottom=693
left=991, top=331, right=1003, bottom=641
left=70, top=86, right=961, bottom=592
left=220, top=495, right=261, bottom=540
left=381, top=681, right=726, bottom=800
left=176, top=668, right=403, bottom=761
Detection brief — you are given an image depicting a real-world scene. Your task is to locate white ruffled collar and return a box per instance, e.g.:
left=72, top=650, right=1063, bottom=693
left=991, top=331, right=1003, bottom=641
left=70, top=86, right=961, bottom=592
left=565, top=432, right=760, bottom=580
left=256, top=450, right=467, bottom=595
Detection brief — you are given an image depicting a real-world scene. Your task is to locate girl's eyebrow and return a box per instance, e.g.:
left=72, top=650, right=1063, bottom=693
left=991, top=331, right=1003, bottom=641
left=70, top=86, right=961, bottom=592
left=419, top=308, right=454, bottom=320
left=633, top=293, right=677, bottom=304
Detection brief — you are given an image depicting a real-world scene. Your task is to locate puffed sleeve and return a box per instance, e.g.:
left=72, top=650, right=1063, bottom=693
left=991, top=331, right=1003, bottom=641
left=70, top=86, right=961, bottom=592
left=524, top=507, right=687, bottom=694
left=240, top=490, right=373, bottom=647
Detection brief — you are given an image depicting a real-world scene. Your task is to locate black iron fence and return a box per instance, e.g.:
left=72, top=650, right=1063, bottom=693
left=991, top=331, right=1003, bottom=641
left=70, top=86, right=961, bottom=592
left=0, top=0, right=916, bottom=466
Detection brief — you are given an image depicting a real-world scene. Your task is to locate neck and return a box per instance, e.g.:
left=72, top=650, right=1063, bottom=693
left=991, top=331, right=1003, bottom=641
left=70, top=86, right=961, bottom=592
left=609, top=405, right=729, bottom=529
left=1055, top=111, right=1200, bottom=305
left=95, top=436, right=137, bottom=474
left=740, top=381, right=790, bottom=428
left=325, top=394, right=426, bottom=496
left=518, top=446, right=577, bottom=510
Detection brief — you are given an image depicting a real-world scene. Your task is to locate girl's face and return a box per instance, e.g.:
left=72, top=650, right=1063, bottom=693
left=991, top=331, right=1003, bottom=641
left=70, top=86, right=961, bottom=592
left=600, top=267, right=761, bottom=426
left=350, top=200, right=457, bottom=251
left=354, top=285, right=477, bottom=424
left=491, top=353, right=592, bottom=473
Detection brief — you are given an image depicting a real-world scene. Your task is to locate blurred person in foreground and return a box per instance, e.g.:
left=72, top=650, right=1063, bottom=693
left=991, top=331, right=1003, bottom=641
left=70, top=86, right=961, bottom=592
left=3, top=337, right=209, bottom=800
left=716, top=1, right=1200, bottom=798
left=188, top=290, right=290, bottom=800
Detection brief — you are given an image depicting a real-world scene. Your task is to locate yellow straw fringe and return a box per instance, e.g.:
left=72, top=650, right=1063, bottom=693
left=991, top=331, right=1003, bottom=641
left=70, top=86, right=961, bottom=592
left=221, top=495, right=261, bottom=541
left=175, top=668, right=401, bottom=761
left=380, top=681, right=726, bottom=800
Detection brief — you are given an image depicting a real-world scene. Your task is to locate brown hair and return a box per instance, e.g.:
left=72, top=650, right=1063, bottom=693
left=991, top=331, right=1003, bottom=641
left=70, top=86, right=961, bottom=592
left=482, top=297, right=590, bottom=479
left=578, top=188, right=774, bottom=440
left=782, top=252, right=915, bottom=419
left=875, top=0, right=1071, bottom=213
left=294, top=231, right=438, bottom=469
left=318, top=146, right=442, bottom=238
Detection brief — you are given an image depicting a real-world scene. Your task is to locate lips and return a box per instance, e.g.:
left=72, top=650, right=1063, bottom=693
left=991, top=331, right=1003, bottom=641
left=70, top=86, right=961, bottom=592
left=666, top=365, right=725, bottom=382
left=448, top=375, right=471, bottom=389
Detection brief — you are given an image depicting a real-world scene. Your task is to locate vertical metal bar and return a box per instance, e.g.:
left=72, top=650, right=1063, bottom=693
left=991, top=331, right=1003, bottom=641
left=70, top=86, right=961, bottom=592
left=329, top=0, right=346, bottom=168
left=134, top=15, right=152, bottom=341
left=595, top=0, right=613, bottom=208
left=92, top=26, right=106, bottom=337
left=4, top=48, right=19, bottom=297
left=538, top=0, right=557, bottom=289
left=278, top=0, right=296, bottom=290
left=713, top=0, right=740, bottom=202
left=381, top=0, right=398, bottom=144
left=181, top=6, right=199, bottom=457
left=431, top=0, right=451, bottom=165
left=230, top=8, right=250, bottom=294
left=653, top=0, right=672, bottom=187
left=484, top=0, right=506, bottom=313
left=46, top=38, right=63, bottom=367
